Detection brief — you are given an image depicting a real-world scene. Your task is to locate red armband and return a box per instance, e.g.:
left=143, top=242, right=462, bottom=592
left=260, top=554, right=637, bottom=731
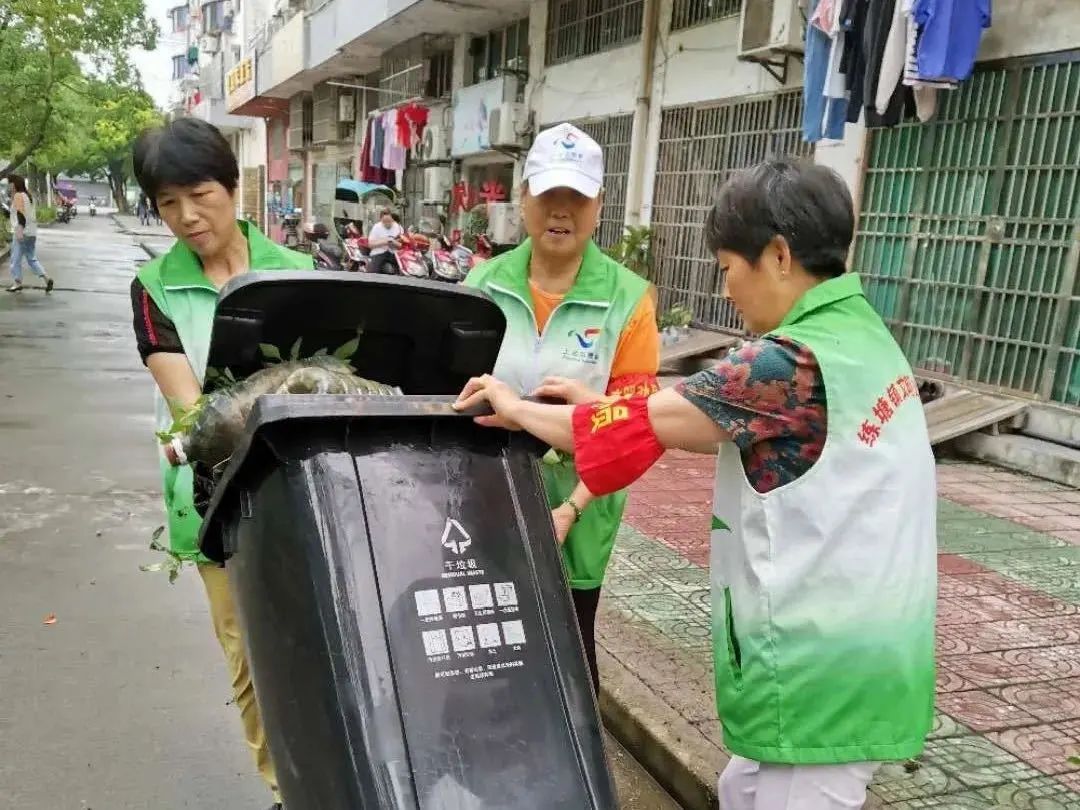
left=571, top=397, right=664, bottom=496
left=606, top=372, right=660, bottom=399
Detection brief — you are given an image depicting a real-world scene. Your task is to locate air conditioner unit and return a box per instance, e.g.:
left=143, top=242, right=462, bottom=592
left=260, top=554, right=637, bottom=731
left=488, top=102, right=525, bottom=149
left=423, top=166, right=453, bottom=202
left=418, top=125, right=449, bottom=163
left=487, top=203, right=522, bottom=245
left=737, top=0, right=804, bottom=60
left=338, top=92, right=355, bottom=123
left=201, top=33, right=221, bottom=53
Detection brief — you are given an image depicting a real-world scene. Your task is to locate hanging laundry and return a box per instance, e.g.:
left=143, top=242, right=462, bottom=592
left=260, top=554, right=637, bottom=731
left=381, top=109, right=408, bottom=172
left=862, top=0, right=913, bottom=127
left=397, top=103, right=430, bottom=151
left=360, top=117, right=394, bottom=186
left=803, top=0, right=849, bottom=142
left=822, top=0, right=849, bottom=124
left=371, top=112, right=387, bottom=169
left=913, top=0, right=991, bottom=82
left=900, top=0, right=954, bottom=121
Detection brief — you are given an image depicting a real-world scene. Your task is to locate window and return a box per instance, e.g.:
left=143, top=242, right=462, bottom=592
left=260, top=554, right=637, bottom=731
left=546, top=0, right=643, bottom=66
left=171, top=54, right=191, bottom=80
left=468, top=19, right=529, bottom=86
left=202, top=0, right=226, bottom=34
left=671, top=0, right=740, bottom=30
left=169, top=5, right=190, bottom=33
left=426, top=50, right=454, bottom=99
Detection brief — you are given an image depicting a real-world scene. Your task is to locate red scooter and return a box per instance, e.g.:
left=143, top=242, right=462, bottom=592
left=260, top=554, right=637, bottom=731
left=341, top=222, right=371, bottom=272
left=393, top=231, right=431, bottom=280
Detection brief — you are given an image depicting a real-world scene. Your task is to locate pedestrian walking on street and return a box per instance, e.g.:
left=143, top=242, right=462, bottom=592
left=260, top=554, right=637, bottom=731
left=136, top=192, right=151, bottom=227
left=5, top=174, right=53, bottom=293
left=128, top=117, right=311, bottom=810
left=456, top=160, right=937, bottom=810
left=463, top=122, right=660, bottom=694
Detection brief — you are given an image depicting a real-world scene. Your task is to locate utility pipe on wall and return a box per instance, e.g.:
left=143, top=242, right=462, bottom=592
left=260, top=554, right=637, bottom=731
left=625, top=0, right=660, bottom=227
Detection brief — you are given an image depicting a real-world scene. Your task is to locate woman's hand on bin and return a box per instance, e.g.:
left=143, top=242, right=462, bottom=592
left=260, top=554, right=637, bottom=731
left=454, top=375, right=524, bottom=430
left=532, top=377, right=604, bottom=405
left=551, top=504, right=576, bottom=545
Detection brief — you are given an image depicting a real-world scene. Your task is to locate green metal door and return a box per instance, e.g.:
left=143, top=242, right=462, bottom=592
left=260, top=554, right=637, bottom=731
left=855, top=53, right=1080, bottom=408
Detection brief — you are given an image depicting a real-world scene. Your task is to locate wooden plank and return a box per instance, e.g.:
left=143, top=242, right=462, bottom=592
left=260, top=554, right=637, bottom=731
left=660, top=328, right=738, bottom=366
left=924, top=390, right=1028, bottom=445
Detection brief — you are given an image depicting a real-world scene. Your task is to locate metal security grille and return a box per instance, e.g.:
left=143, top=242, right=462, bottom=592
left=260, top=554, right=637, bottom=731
left=855, top=54, right=1080, bottom=408
left=546, top=0, right=644, bottom=66
left=569, top=114, right=634, bottom=248
left=671, top=0, right=740, bottom=31
left=650, top=90, right=809, bottom=331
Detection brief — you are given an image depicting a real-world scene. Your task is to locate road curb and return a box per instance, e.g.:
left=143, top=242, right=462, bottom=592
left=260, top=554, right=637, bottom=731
left=598, top=646, right=722, bottom=810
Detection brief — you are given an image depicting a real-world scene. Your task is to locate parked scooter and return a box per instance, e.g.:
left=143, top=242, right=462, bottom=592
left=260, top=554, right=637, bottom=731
left=393, top=231, right=431, bottom=280
left=341, top=222, right=371, bottom=272
left=429, top=234, right=463, bottom=283
left=88, top=198, right=97, bottom=216
left=303, top=222, right=345, bottom=271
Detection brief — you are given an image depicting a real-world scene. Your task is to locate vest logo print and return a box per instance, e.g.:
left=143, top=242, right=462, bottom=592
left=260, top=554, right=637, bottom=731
left=858, top=374, right=919, bottom=447
left=564, top=327, right=601, bottom=364
left=711, top=515, right=731, bottom=532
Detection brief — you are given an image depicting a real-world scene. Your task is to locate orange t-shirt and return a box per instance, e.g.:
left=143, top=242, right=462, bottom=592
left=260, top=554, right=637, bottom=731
left=529, top=281, right=660, bottom=396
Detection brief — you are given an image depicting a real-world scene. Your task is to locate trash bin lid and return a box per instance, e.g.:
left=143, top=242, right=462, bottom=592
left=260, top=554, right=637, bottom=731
left=205, top=271, right=506, bottom=395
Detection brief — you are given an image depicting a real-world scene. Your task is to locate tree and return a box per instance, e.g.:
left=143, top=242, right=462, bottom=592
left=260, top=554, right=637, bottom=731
left=36, top=78, right=161, bottom=212
left=0, top=0, right=158, bottom=176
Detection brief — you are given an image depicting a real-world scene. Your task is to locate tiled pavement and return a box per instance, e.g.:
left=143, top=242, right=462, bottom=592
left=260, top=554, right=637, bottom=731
left=598, top=457, right=1080, bottom=808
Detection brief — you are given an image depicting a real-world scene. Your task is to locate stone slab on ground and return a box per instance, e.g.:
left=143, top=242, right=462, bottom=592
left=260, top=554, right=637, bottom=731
left=597, top=455, right=1080, bottom=809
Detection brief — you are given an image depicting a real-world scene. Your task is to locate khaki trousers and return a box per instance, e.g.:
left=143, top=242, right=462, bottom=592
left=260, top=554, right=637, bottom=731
left=198, top=563, right=279, bottom=801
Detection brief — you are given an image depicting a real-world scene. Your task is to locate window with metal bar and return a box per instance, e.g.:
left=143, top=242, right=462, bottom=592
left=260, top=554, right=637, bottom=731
left=170, top=4, right=189, bottom=33
left=671, top=0, right=740, bottom=31
left=202, top=0, right=226, bottom=34
left=546, top=0, right=644, bottom=67
left=564, top=114, right=634, bottom=248
left=649, top=90, right=810, bottom=333
left=468, top=19, right=530, bottom=86
left=854, top=56, right=1080, bottom=409
left=171, top=54, right=190, bottom=80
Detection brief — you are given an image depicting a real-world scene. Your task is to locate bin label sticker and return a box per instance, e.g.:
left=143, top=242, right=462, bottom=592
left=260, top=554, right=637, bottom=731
left=494, top=582, right=518, bottom=607
left=502, top=620, right=526, bottom=646
left=450, top=625, right=476, bottom=652
left=442, top=586, right=468, bottom=614
left=415, top=589, right=442, bottom=617
left=422, top=629, right=450, bottom=657
left=476, top=622, right=502, bottom=648
left=441, top=518, right=472, bottom=554
left=468, top=583, right=494, bottom=610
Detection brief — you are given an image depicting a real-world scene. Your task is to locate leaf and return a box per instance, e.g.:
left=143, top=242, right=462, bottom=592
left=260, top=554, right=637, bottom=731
left=139, top=562, right=168, bottom=573
left=151, top=525, right=165, bottom=542
left=313, top=347, right=328, bottom=357
left=333, top=332, right=362, bottom=361
left=224, top=368, right=237, bottom=383
left=168, top=566, right=181, bottom=584
left=43, top=613, right=57, bottom=625
left=260, top=343, right=282, bottom=362
left=289, top=337, right=303, bottom=361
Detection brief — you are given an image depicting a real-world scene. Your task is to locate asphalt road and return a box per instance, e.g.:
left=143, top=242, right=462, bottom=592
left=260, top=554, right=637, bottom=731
left=0, top=214, right=681, bottom=810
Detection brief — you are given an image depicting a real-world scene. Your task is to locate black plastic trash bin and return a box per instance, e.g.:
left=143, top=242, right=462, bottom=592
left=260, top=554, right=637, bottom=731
left=198, top=272, right=618, bottom=810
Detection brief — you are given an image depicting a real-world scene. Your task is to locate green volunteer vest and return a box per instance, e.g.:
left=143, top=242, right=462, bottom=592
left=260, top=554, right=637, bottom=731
left=466, top=239, right=650, bottom=589
left=710, top=274, right=937, bottom=764
left=138, top=221, right=313, bottom=562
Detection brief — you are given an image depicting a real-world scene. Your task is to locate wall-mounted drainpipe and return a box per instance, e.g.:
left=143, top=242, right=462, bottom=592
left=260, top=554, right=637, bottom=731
left=625, top=0, right=660, bottom=228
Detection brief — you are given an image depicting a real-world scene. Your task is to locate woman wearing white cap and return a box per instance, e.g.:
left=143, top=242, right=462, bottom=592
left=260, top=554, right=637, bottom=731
left=463, top=122, right=660, bottom=692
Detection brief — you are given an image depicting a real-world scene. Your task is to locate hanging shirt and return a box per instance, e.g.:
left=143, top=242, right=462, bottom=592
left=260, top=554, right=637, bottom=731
left=397, top=103, right=430, bottom=150
left=371, top=113, right=386, bottom=168
left=803, top=0, right=848, bottom=142
left=381, top=110, right=407, bottom=171
left=913, top=0, right=991, bottom=82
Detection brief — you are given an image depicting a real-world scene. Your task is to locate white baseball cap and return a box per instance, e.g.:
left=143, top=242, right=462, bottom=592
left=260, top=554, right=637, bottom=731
left=523, top=123, right=604, bottom=199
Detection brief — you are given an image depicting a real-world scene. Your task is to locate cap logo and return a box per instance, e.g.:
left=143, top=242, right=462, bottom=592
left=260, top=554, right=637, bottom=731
left=553, top=130, right=584, bottom=165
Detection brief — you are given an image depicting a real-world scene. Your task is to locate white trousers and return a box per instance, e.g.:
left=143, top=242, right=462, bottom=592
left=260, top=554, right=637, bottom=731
left=718, top=756, right=880, bottom=810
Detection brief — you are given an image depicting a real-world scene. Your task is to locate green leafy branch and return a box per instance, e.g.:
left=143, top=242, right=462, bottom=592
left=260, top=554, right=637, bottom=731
left=259, top=329, right=363, bottom=368
left=156, top=395, right=207, bottom=444
left=138, top=525, right=188, bottom=584
left=658, top=304, right=693, bottom=330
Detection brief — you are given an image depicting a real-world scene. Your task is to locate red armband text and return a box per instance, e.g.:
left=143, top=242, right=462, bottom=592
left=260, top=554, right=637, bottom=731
left=571, top=397, right=664, bottom=496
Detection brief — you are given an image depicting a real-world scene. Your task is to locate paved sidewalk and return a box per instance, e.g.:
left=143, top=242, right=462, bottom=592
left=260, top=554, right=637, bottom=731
left=111, top=213, right=174, bottom=259
left=598, top=455, right=1080, bottom=809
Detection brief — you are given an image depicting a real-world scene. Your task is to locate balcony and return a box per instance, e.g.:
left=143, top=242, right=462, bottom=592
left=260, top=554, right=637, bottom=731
left=255, top=10, right=307, bottom=97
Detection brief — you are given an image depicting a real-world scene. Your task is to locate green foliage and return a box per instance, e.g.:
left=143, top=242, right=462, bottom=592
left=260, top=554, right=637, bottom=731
left=604, top=225, right=653, bottom=281
left=35, top=205, right=56, bottom=224
left=658, top=304, right=693, bottom=330
left=140, top=525, right=188, bottom=583
left=0, top=0, right=159, bottom=178
left=156, top=395, right=207, bottom=444
left=463, top=204, right=488, bottom=251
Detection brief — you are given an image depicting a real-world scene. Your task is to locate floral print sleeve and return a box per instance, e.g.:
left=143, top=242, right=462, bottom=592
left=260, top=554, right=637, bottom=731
left=675, top=336, right=828, bottom=494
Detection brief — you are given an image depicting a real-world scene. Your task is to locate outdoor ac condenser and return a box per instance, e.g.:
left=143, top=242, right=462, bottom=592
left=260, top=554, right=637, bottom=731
left=488, top=103, right=526, bottom=149
left=737, top=0, right=804, bottom=60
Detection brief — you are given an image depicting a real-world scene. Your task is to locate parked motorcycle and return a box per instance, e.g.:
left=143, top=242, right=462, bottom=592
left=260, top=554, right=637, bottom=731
left=429, top=234, right=463, bottom=283
left=341, top=222, right=371, bottom=272
left=303, top=222, right=344, bottom=271
left=393, top=231, right=431, bottom=280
